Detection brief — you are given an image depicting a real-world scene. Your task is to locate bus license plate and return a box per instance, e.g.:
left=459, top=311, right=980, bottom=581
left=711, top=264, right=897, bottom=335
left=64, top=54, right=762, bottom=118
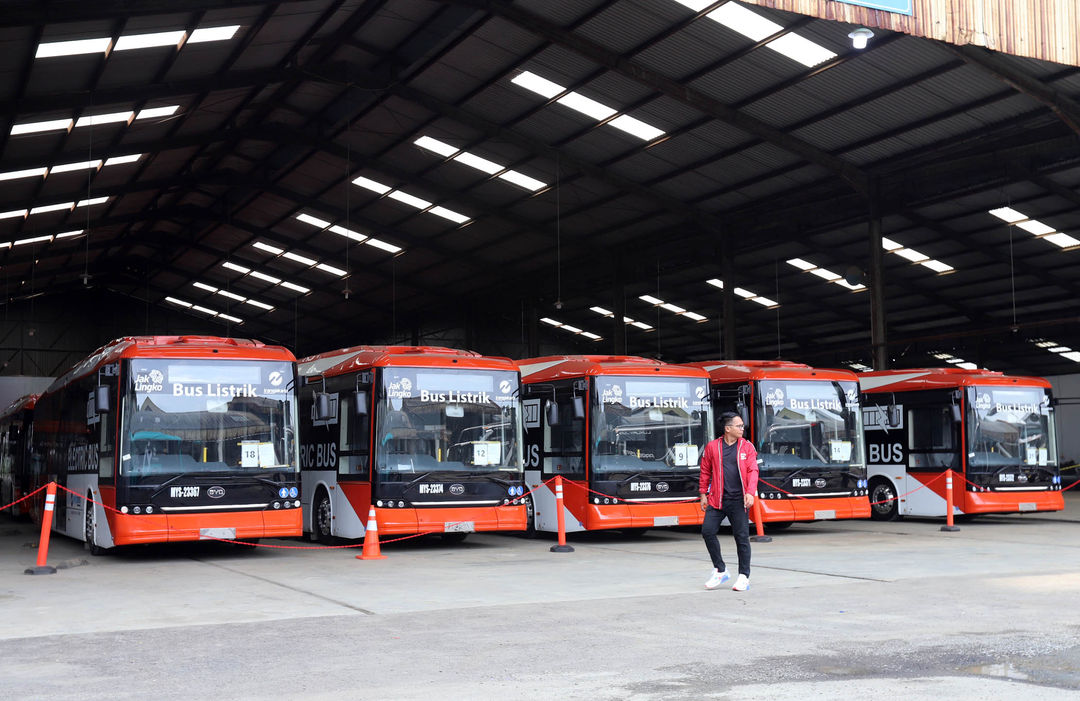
left=1019, top=503, right=1037, bottom=512
left=200, top=527, right=236, bottom=540
left=814, top=510, right=837, bottom=520
left=653, top=516, right=678, bottom=526
left=445, top=521, right=475, bottom=533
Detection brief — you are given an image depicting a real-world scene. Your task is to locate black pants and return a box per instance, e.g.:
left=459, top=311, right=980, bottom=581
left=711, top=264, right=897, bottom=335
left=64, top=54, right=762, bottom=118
left=702, top=499, right=751, bottom=577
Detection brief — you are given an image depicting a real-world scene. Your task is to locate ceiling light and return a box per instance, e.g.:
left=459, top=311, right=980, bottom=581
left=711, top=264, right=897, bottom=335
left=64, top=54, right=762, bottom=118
left=14, top=234, right=53, bottom=246
left=454, top=152, right=502, bottom=175
left=881, top=237, right=903, bottom=251
left=848, top=28, right=874, bottom=50
left=833, top=280, right=865, bottom=291
left=631, top=321, right=653, bottom=330
left=165, top=297, right=192, bottom=308
left=1043, top=232, right=1080, bottom=248
left=365, top=238, right=402, bottom=253
left=187, top=25, right=241, bottom=43
left=0, top=167, right=47, bottom=181
left=751, top=297, right=778, bottom=307
left=921, top=260, right=954, bottom=273
left=639, top=294, right=663, bottom=305
left=1017, top=219, right=1055, bottom=236
left=511, top=71, right=564, bottom=99
left=249, top=270, right=281, bottom=284
left=244, top=299, right=274, bottom=310
left=35, top=37, right=112, bottom=58
left=297, top=213, right=331, bottom=229
left=608, top=114, right=665, bottom=141
left=386, top=190, right=431, bottom=209
left=541, top=317, right=561, bottom=326
left=786, top=258, right=815, bottom=271
left=76, top=197, right=109, bottom=207
left=706, top=278, right=724, bottom=289
left=282, top=251, right=316, bottom=266
left=280, top=281, right=310, bottom=293
left=988, top=207, right=1026, bottom=223
left=253, top=241, right=284, bottom=256
left=114, top=30, right=186, bottom=51
left=660, top=302, right=686, bottom=313
left=415, top=136, right=459, bottom=158
left=429, top=206, right=470, bottom=224
left=329, top=224, right=368, bottom=242
left=316, top=263, right=347, bottom=276
left=222, top=262, right=251, bottom=273
left=683, top=311, right=708, bottom=322
left=50, top=159, right=102, bottom=174
left=1061, top=351, right=1080, bottom=363
left=352, top=176, right=392, bottom=194
left=135, top=105, right=180, bottom=120
left=580, top=332, right=602, bottom=341
left=894, top=248, right=929, bottom=263
left=0, top=209, right=28, bottom=220
left=30, top=202, right=73, bottom=214
left=1049, top=346, right=1071, bottom=353
left=499, top=170, right=547, bottom=191
left=74, top=111, right=134, bottom=128
left=10, top=118, right=73, bottom=135
left=591, top=306, right=613, bottom=316
left=810, top=268, right=841, bottom=281
left=733, top=287, right=755, bottom=299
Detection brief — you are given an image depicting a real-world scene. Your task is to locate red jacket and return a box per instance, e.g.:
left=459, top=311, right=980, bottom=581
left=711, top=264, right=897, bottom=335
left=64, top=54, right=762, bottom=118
left=699, top=437, right=759, bottom=509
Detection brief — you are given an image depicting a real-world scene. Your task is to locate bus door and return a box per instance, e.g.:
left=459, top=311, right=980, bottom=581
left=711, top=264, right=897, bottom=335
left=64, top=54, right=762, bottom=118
left=903, top=391, right=961, bottom=515
left=525, top=379, right=585, bottom=532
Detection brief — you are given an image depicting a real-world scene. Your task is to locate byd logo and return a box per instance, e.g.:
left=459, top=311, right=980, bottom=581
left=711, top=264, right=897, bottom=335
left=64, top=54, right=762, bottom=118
left=207, top=486, right=225, bottom=499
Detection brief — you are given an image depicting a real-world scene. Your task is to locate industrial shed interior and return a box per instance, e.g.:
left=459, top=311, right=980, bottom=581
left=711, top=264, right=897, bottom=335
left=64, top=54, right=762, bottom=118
left=1, top=0, right=1079, bottom=384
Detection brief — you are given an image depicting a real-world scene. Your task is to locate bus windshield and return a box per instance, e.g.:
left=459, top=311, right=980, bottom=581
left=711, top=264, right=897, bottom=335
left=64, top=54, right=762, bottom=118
left=120, top=359, right=298, bottom=479
left=591, top=376, right=711, bottom=474
left=755, top=380, right=863, bottom=471
left=375, top=368, right=522, bottom=478
left=967, top=386, right=1057, bottom=473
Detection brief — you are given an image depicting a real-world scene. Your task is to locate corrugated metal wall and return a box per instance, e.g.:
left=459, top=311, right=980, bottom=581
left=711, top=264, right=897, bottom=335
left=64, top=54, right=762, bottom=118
left=744, top=0, right=1080, bottom=67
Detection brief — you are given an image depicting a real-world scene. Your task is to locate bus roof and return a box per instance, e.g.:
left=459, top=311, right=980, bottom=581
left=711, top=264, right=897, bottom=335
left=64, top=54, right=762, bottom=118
left=682, top=360, right=857, bottom=382
left=858, top=367, right=1052, bottom=392
left=0, top=393, right=38, bottom=421
left=298, top=345, right=517, bottom=378
left=516, top=355, right=709, bottom=382
left=47, top=336, right=295, bottom=393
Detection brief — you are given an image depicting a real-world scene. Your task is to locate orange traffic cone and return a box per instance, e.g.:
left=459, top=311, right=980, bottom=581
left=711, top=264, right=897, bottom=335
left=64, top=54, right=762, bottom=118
left=357, top=506, right=387, bottom=560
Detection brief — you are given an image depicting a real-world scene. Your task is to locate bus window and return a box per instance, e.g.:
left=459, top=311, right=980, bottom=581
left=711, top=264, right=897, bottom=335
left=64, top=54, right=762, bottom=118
left=907, top=405, right=957, bottom=469
left=544, top=388, right=584, bottom=479
left=340, top=393, right=371, bottom=476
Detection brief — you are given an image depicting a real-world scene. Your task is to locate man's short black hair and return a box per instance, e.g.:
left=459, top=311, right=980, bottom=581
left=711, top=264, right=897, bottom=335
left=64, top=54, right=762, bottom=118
left=720, top=411, right=741, bottom=428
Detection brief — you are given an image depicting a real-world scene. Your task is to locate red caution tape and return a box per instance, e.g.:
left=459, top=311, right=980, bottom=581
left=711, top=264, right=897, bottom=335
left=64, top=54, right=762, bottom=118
left=867, top=472, right=946, bottom=506
left=0, top=483, right=46, bottom=513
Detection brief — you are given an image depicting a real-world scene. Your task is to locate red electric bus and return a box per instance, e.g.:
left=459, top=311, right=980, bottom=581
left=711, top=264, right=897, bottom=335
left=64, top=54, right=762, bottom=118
left=0, top=394, right=38, bottom=519
left=683, top=361, right=869, bottom=527
left=517, top=355, right=712, bottom=535
left=297, top=345, right=526, bottom=543
left=858, top=368, right=1064, bottom=520
left=28, top=336, right=301, bottom=553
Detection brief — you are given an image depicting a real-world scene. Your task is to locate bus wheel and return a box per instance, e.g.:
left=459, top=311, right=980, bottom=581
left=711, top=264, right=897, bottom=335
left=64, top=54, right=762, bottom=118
left=869, top=478, right=900, bottom=521
left=521, top=495, right=537, bottom=539
left=441, top=532, right=468, bottom=544
left=84, top=497, right=105, bottom=556
left=313, top=490, right=334, bottom=545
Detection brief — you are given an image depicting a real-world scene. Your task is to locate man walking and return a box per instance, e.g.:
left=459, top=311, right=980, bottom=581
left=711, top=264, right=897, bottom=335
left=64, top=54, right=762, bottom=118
left=699, top=411, right=759, bottom=591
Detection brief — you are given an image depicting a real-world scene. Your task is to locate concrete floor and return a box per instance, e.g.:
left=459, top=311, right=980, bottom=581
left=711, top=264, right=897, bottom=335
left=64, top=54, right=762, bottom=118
left=2, top=495, right=1079, bottom=699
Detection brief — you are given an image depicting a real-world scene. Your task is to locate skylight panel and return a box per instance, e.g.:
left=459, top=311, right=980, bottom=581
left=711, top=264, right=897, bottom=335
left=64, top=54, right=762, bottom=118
left=786, top=258, right=815, bottom=271
left=881, top=237, right=903, bottom=251
left=429, top=206, right=470, bottom=224
left=833, top=279, right=866, bottom=291
left=76, top=197, right=109, bottom=207
left=192, top=281, right=274, bottom=311
left=55, top=230, right=84, bottom=239
left=14, top=234, right=53, bottom=246
left=660, top=302, right=686, bottom=313
left=683, top=311, right=708, bottom=321
left=10, top=118, right=73, bottom=135
left=561, top=324, right=583, bottom=334
left=788, top=259, right=865, bottom=292
left=512, top=71, right=564, bottom=99
left=1017, top=219, right=1055, bottom=236
left=631, top=321, right=654, bottom=330
left=707, top=2, right=782, bottom=41
left=894, top=248, right=929, bottom=263
left=297, top=213, right=332, bottom=229
left=988, top=207, right=1026, bottom=223
left=114, top=30, right=186, bottom=51
left=280, top=281, right=311, bottom=293
left=353, top=176, right=392, bottom=195
left=104, top=154, right=141, bottom=168
left=0, top=209, right=28, bottom=220
left=0, top=167, right=47, bottom=181
left=956, top=362, right=978, bottom=370
left=921, top=260, right=954, bottom=273
left=498, top=170, right=547, bottom=192
left=329, top=224, right=368, bottom=243
left=454, top=152, right=502, bottom=175
left=74, top=111, right=134, bottom=127
left=415, top=136, right=459, bottom=158
left=846, top=361, right=872, bottom=372
left=766, top=32, right=837, bottom=67
left=282, top=250, right=317, bottom=266
left=640, top=294, right=708, bottom=321
left=217, top=290, right=246, bottom=301
left=556, top=92, right=616, bottom=121
left=608, top=115, right=665, bottom=141
left=165, top=297, right=193, bottom=308
left=50, top=159, right=102, bottom=174
left=1035, top=340, right=1057, bottom=348
left=135, top=105, right=180, bottom=120
left=187, top=25, right=241, bottom=44
left=253, top=242, right=284, bottom=255
left=317, top=263, right=347, bottom=277
left=249, top=270, right=281, bottom=284
left=29, top=202, right=73, bottom=215
left=36, top=37, right=112, bottom=58
left=590, top=306, right=613, bottom=315
left=387, top=190, right=432, bottom=210
left=672, top=0, right=714, bottom=10
left=298, top=212, right=401, bottom=253
left=1049, top=346, right=1071, bottom=353
left=1043, top=232, right=1080, bottom=248
left=810, top=267, right=841, bottom=281
left=639, top=294, right=663, bottom=305
left=580, top=331, right=602, bottom=340
left=541, top=317, right=561, bottom=326
left=751, top=296, right=778, bottom=307
left=245, top=299, right=274, bottom=311
left=733, top=287, right=755, bottom=299
left=364, top=238, right=402, bottom=254
left=222, top=262, right=251, bottom=273
left=539, top=316, right=602, bottom=341
left=167, top=297, right=243, bottom=323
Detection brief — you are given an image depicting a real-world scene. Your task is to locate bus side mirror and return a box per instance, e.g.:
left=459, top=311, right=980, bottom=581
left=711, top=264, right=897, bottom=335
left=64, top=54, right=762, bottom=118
left=354, top=391, right=368, bottom=415
left=572, top=396, right=585, bottom=420
left=95, top=386, right=110, bottom=414
left=546, top=400, right=560, bottom=427
left=314, top=393, right=333, bottom=421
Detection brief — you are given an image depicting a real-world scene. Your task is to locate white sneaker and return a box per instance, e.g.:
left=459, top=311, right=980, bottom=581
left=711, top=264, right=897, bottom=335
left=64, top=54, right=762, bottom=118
left=705, top=569, right=730, bottom=589
left=732, top=574, right=750, bottom=591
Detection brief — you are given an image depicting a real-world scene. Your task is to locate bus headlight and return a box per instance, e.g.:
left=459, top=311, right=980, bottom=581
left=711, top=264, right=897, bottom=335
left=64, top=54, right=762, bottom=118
left=133, top=506, right=141, bottom=514
left=376, top=500, right=383, bottom=507
left=146, top=505, right=154, bottom=514
left=273, top=501, right=281, bottom=509
left=593, top=498, right=600, bottom=505
left=121, top=506, right=129, bottom=514
left=397, top=501, right=405, bottom=508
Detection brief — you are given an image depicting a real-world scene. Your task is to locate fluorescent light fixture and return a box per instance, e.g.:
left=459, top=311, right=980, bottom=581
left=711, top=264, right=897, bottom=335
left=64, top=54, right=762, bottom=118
left=217, top=290, right=245, bottom=301
left=751, top=297, right=778, bottom=307
left=191, top=305, right=217, bottom=315
left=557, top=92, right=616, bottom=121
left=988, top=207, right=1026, bottom=223
left=280, top=281, right=310, bottom=293
left=561, top=324, right=583, bottom=334
left=706, top=279, right=724, bottom=289
left=1017, top=219, right=1055, bottom=236
left=14, top=234, right=53, bottom=246
left=387, top=190, right=431, bottom=210
left=218, top=313, right=243, bottom=324
left=329, top=224, right=368, bottom=243
left=249, top=270, right=281, bottom=284
left=1062, top=351, right=1080, bottom=363
left=581, top=332, right=602, bottom=341
left=454, top=152, right=502, bottom=175
left=415, top=136, right=459, bottom=158
left=590, top=306, right=613, bottom=316
left=297, top=213, right=332, bottom=229
left=708, top=2, right=782, bottom=41
left=282, top=250, right=316, bottom=266
left=1043, top=232, right=1080, bottom=248
left=499, top=170, right=547, bottom=191
left=608, top=114, right=665, bottom=141
left=921, top=260, right=954, bottom=273
left=894, top=248, right=929, bottom=263
left=353, top=175, right=392, bottom=195
left=0, top=209, right=28, bottom=220
left=193, top=282, right=218, bottom=292
left=30, top=202, right=73, bottom=214
left=76, top=197, right=109, bottom=207
left=683, top=311, right=708, bottom=322
left=114, top=31, right=186, bottom=52
left=540, top=317, right=561, bottom=326
left=317, top=263, right=347, bottom=277
left=0, top=167, right=48, bottom=181
left=244, top=299, right=274, bottom=311
left=55, top=230, right=83, bottom=239
left=631, top=321, right=653, bottom=330
left=188, top=25, right=241, bottom=43
left=365, top=238, right=402, bottom=253
left=511, top=71, right=564, bottom=99
left=165, top=297, right=192, bottom=308
left=11, top=118, right=73, bottom=135
left=36, top=37, right=112, bottom=58
left=429, top=206, right=470, bottom=224
left=50, top=159, right=102, bottom=174
left=881, top=237, right=903, bottom=251
left=253, top=242, right=284, bottom=256
left=136, top=105, right=180, bottom=120
left=660, top=302, right=686, bottom=313
left=74, top=110, right=134, bottom=127
left=222, top=262, right=250, bottom=273
left=835, top=279, right=866, bottom=291
left=733, top=287, right=755, bottom=299
left=639, top=294, right=663, bottom=305
left=810, top=267, right=841, bottom=281
left=767, top=33, right=837, bottom=67
left=786, top=258, right=815, bottom=271
left=1049, top=346, right=1071, bottom=353
left=103, top=153, right=141, bottom=168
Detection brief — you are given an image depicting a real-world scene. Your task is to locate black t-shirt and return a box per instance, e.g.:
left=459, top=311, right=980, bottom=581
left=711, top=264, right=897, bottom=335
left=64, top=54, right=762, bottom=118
left=721, top=440, right=742, bottom=499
